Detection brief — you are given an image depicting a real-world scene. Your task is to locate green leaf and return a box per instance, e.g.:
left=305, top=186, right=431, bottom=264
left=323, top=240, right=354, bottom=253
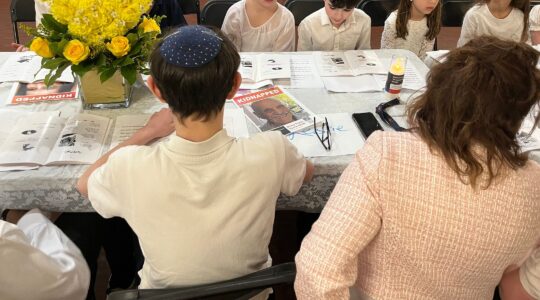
left=44, top=62, right=70, bottom=86
left=96, top=53, right=107, bottom=67
left=127, top=33, right=138, bottom=45
left=99, top=68, right=117, bottom=83
left=121, top=65, right=137, bottom=85
left=41, top=14, right=68, bottom=34
left=71, top=61, right=93, bottom=77
left=41, top=57, right=67, bottom=69
left=119, top=57, right=134, bottom=67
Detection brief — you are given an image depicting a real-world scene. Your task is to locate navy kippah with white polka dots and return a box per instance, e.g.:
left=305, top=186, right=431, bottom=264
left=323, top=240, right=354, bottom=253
left=160, top=25, right=222, bottom=68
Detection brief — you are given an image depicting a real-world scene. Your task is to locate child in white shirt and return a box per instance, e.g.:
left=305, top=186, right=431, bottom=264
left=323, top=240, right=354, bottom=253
left=380, top=0, right=441, bottom=59
left=297, top=0, right=371, bottom=51
left=77, top=25, right=314, bottom=291
left=457, top=0, right=530, bottom=47
left=221, top=0, right=295, bottom=51
left=530, top=5, right=540, bottom=44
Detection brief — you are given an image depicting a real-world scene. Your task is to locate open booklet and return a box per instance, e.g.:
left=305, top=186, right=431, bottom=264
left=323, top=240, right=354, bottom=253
left=0, top=113, right=110, bottom=170
left=316, top=50, right=386, bottom=77
left=239, top=54, right=291, bottom=86
left=232, top=86, right=314, bottom=134
left=0, top=52, right=74, bottom=83
left=7, top=81, right=79, bottom=105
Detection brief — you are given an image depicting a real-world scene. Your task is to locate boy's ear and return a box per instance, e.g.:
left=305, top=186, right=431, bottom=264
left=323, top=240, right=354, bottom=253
left=226, top=72, right=242, bottom=100
left=146, top=76, right=166, bottom=103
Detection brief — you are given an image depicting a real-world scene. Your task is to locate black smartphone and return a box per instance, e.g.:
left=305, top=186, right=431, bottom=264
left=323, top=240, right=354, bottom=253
left=352, top=112, right=384, bottom=139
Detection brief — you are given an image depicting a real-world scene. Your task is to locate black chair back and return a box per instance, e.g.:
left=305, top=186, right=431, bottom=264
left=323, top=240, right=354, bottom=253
left=357, top=0, right=399, bottom=26
left=107, top=263, right=296, bottom=300
left=180, top=0, right=201, bottom=24
left=284, top=0, right=325, bottom=26
left=441, top=0, right=473, bottom=27
left=201, top=0, right=239, bottom=28
left=10, top=0, right=36, bottom=43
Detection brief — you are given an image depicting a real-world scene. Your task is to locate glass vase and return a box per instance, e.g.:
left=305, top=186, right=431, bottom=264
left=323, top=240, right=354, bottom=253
left=78, top=69, right=133, bottom=109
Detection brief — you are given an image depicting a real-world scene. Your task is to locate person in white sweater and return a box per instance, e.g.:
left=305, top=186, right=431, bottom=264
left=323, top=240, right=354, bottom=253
left=380, top=0, right=442, bottom=59
left=457, top=0, right=530, bottom=47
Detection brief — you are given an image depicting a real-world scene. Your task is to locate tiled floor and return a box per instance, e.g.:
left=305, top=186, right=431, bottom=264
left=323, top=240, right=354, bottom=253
left=0, top=1, right=461, bottom=299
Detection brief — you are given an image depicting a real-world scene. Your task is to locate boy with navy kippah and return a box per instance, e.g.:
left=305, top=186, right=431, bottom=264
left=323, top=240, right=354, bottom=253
left=77, top=25, right=314, bottom=292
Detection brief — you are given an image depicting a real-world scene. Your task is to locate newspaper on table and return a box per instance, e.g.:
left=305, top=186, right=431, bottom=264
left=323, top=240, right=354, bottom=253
left=7, top=81, right=79, bottom=105
left=239, top=53, right=291, bottom=89
left=232, top=86, right=314, bottom=134
left=0, top=52, right=74, bottom=83
left=316, top=50, right=386, bottom=77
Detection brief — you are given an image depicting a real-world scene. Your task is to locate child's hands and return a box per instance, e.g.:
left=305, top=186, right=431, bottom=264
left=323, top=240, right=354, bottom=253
left=11, top=43, right=29, bottom=52
left=140, top=108, right=175, bottom=142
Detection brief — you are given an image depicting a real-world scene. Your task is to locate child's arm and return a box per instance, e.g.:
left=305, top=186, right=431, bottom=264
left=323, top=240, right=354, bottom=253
left=273, top=10, right=296, bottom=52
left=304, top=160, right=314, bottom=183
left=76, top=109, right=175, bottom=199
left=457, top=9, right=477, bottom=47
left=356, top=14, right=371, bottom=50
left=297, top=21, right=313, bottom=51
left=221, top=6, right=243, bottom=51
left=530, top=6, right=540, bottom=45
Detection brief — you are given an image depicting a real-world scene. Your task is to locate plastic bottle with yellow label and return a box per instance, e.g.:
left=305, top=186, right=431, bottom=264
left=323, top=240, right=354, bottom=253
left=384, top=55, right=407, bottom=99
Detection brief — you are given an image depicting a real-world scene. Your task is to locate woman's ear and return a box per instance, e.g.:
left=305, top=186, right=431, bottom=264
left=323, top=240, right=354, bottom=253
left=146, top=76, right=166, bottom=103
left=226, top=72, right=242, bottom=99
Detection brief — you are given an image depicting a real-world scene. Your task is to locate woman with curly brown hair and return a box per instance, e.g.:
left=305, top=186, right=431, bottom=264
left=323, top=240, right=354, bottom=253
left=295, top=36, right=540, bottom=300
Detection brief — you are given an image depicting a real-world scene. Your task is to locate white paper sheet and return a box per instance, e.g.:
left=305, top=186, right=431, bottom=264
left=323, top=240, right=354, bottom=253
left=288, top=54, right=325, bottom=88
left=519, top=117, right=540, bottom=153
left=322, top=75, right=381, bottom=93
left=224, top=108, right=250, bottom=138
left=426, top=50, right=450, bottom=64
left=287, top=113, right=365, bottom=157
left=0, top=52, right=74, bottom=83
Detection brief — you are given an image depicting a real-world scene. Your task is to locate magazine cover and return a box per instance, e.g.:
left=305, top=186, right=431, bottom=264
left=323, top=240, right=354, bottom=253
left=232, top=86, right=314, bottom=134
left=8, top=81, right=79, bottom=105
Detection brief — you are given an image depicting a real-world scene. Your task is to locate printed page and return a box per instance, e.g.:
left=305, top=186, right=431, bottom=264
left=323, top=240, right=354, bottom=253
left=0, top=52, right=74, bottom=83
left=315, top=52, right=354, bottom=77
left=287, top=113, right=364, bottom=157
left=289, top=54, right=325, bottom=88
left=256, top=54, right=291, bottom=81
left=46, top=114, right=111, bottom=165
left=224, top=108, right=249, bottom=138
left=345, top=50, right=386, bottom=75
left=518, top=117, right=540, bottom=152
left=322, top=75, right=381, bottom=93
left=109, top=114, right=150, bottom=149
left=0, top=114, right=66, bottom=166
left=239, top=54, right=257, bottom=82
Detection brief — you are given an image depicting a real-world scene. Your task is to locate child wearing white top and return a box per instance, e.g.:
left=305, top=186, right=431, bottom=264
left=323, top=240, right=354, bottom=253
left=457, top=0, right=530, bottom=47
left=530, top=5, right=540, bottom=44
left=297, top=0, right=371, bottom=51
left=221, top=0, right=295, bottom=52
left=77, top=26, right=314, bottom=291
left=380, top=0, right=441, bottom=60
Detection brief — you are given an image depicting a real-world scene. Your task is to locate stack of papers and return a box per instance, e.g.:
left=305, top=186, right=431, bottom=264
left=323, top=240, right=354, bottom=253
left=239, top=54, right=291, bottom=89
left=0, top=52, right=74, bottom=83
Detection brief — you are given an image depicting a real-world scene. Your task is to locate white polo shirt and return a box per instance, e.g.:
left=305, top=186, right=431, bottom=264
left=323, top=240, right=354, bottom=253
left=297, top=8, right=371, bottom=51
left=88, top=129, right=306, bottom=289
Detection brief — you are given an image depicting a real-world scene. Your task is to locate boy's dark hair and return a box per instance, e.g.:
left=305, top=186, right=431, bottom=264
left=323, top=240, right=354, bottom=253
left=328, top=0, right=362, bottom=9
left=150, top=27, right=240, bottom=122
left=407, top=36, right=540, bottom=189
left=395, top=0, right=441, bottom=41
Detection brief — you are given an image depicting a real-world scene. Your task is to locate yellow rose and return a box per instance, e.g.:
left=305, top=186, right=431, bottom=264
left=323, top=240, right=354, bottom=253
left=63, top=40, right=90, bottom=65
left=138, top=17, right=160, bottom=34
left=106, top=36, right=131, bottom=58
left=29, top=37, right=54, bottom=58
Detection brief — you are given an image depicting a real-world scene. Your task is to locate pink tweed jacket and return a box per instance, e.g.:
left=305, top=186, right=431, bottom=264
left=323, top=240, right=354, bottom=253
left=295, top=131, right=540, bottom=300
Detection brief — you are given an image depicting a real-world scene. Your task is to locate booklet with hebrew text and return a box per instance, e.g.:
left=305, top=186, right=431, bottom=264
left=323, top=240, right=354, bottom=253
left=316, top=50, right=386, bottom=77
left=239, top=53, right=291, bottom=84
left=0, top=52, right=74, bottom=83
left=0, top=113, right=111, bottom=170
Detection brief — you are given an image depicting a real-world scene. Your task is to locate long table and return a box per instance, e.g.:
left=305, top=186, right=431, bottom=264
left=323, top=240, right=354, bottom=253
left=1, top=49, right=534, bottom=213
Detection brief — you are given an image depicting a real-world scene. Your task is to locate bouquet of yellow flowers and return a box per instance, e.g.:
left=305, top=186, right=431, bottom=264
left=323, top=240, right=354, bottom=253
left=27, top=0, right=161, bottom=86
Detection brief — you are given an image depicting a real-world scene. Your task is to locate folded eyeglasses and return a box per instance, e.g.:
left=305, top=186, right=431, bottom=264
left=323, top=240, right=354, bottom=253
left=375, top=98, right=406, bottom=132
left=313, top=117, right=331, bottom=151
